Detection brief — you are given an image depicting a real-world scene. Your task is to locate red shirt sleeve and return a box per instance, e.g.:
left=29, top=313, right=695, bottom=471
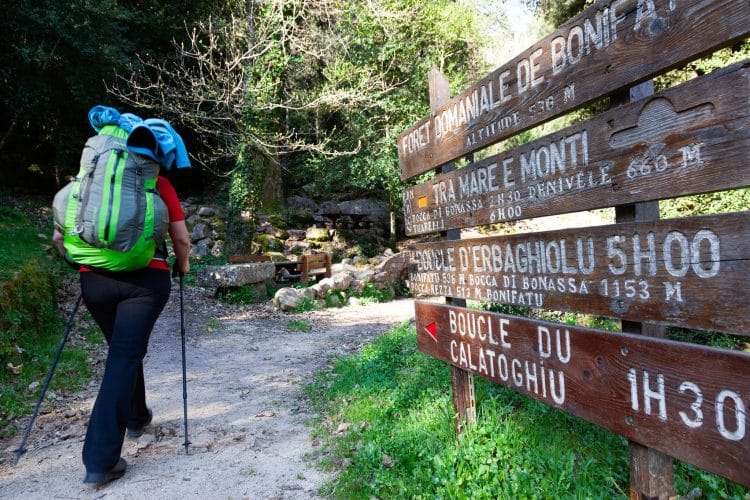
left=157, top=176, right=185, bottom=222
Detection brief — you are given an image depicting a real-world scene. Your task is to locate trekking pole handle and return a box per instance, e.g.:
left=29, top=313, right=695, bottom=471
left=172, top=263, right=184, bottom=278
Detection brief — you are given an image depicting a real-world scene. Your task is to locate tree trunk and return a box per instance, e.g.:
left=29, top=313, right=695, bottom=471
left=261, top=155, right=284, bottom=207
left=389, top=210, right=397, bottom=251
left=0, top=120, right=17, bottom=153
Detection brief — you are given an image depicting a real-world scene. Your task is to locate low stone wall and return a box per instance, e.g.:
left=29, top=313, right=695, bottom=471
left=195, top=262, right=275, bottom=288
left=182, top=196, right=391, bottom=260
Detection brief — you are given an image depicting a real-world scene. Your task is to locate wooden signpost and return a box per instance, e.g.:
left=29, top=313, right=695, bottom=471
left=403, top=62, right=750, bottom=235
left=414, top=302, right=750, bottom=488
left=398, top=0, right=750, bottom=495
left=398, top=0, right=750, bottom=180
left=408, top=212, right=750, bottom=335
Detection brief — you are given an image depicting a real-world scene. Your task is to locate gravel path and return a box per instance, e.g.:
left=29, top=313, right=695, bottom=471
left=0, top=284, right=417, bottom=499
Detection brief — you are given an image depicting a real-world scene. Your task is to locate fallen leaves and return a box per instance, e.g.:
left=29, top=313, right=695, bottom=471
left=6, top=363, right=22, bottom=375
left=334, top=422, right=351, bottom=434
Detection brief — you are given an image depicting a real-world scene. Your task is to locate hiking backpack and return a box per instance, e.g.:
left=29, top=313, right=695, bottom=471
left=53, top=125, right=168, bottom=271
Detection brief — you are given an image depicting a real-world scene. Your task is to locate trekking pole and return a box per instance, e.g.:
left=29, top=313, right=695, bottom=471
left=13, top=292, right=83, bottom=465
left=179, top=273, right=190, bottom=454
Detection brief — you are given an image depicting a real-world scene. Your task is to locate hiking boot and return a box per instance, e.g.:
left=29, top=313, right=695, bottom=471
left=126, top=408, right=153, bottom=439
left=83, top=457, right=127, bottom=485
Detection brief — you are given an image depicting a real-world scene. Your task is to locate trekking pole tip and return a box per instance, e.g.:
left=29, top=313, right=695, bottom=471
left=12, top=447, right=26, bottom=466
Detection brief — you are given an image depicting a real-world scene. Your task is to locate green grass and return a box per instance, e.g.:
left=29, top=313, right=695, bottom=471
left=293, top=297, right=318, bottom=313
left=203, top=318, right=222, bottom=333
left=287, top=319, right=312, bottom=332
left=217, top=283, right=271, bottom=305
left=306, top=323, right=749, bottom=498
left=0, top=200, right=93, bottom=437
left=351, top=282, right=394, bottom=305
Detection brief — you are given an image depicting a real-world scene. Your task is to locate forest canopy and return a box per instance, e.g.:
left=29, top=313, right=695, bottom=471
left=0, top=0, right=491, bottom=211
left=2, top=0, right=747, bottom=217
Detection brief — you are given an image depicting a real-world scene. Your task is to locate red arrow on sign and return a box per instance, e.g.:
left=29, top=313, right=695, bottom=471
left=424, top=322, right=438, bottom=342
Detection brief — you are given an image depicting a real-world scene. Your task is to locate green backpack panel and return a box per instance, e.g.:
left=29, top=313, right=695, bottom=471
left=53, top=125, right=168, bottom=271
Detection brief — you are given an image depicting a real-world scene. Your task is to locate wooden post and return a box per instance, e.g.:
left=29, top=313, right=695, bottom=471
left=300, top=256, right=310, bottom=283
left=614, top=81, right=675, bottom=500
left=428, top=67, right=476, bottom=433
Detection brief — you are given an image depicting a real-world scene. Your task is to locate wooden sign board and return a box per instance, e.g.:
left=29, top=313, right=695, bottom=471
left=403, top=62, right=750, bottom=236
left=398, top=0, right=750, bottom=180
left=408, top=212, right=750, bottom=335
left=414, top=301, right=750, bottom=487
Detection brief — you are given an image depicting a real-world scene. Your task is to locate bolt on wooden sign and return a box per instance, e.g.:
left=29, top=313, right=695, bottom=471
left=409, top=212, right=750, bottom=335
left=403, top=62, right=750, bottom=236
left=398, top=0, right=750, bottom=180
left=415, top=301, right=750, bottom=487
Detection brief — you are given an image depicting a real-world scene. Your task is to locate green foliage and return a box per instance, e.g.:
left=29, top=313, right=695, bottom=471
left=0, top=201, right=91, bottom=430
left=481, top=301, right=531, bottom=317
left=661, top=189, right=750, bottom=219
left=292, top=297, right=318, bottom=313
left=586, top=315, right=620, bottom=332
left=287, top=319, right=312, bottom=333
left=325, top=289, right=346, bottom=308
left=293, top=0, right=486, bottom=210
left=307, top=323, right=748, bottom=498
left=352, top=282, right=394, bottom=305
left=223, top=149, right=265, bottom=254
left=667, top=327, right=743, bottom=351
left=675, top=462, right=750, bottom=498
left=392, top=280, right=412, bottom=298
left=1, top=0, right=224, bottom=191
left=217, top=284, right=269, bottom=305
left=655, top=44, right=750, bottom=93
left=536, top=310, right=621, bottom=332
left=0, top=203, right=60, bottom=356
left=203, top=318, right=222, bottom=333
left=227, top=151, right=260, bottom=217
left=355, top=235, right=380, bottom=259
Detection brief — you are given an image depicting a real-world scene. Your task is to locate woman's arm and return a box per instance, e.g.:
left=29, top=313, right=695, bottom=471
left=169, top=220, right=191, bottom=275
left=53, top=229, right=65, bottom=255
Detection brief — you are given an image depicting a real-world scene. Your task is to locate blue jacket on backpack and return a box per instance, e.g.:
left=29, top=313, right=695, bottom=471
left=87, top=105, right=191, bottom=170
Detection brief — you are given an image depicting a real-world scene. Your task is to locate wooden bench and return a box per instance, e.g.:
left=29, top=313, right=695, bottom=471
left=298, top=253, right=332, bottom=283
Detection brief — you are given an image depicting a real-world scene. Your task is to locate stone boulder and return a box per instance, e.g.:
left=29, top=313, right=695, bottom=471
left=196, top=262, right=275, bottom=288
left=252, top=233, right=285, bottom=253
left=286, top=229, right=307, bottom=241
left=273, top=287, right=306, bottom=312
left=317, top=200, right=340, bottom=216
left=331, top=271, right=353, bottom=291
left=287, top=195, right=319, bottom=213
left=191, top=239, right=211, bottom=257
left=374, top=252, right=411, bottom=282
left=338, top=199, right=388, bottom=219
left=191, top=222, right=210, bottom=241
left=197, top=206, right=216, bottom=217
left=306, top=226, right=330, bottom=242
left=314, top=277, right=334, bottom=296
left=327, top=293, right=342, bottom=307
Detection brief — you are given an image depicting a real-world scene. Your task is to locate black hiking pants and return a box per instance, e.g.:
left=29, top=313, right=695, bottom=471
left=80, top=268, right=170, bottom=473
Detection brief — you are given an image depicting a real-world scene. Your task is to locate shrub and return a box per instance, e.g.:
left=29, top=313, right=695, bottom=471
left=0, top=201, right=92, bottom=432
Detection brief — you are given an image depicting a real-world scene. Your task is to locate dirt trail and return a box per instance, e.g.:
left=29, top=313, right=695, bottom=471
left=0, top=285, right=417, bottom=499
